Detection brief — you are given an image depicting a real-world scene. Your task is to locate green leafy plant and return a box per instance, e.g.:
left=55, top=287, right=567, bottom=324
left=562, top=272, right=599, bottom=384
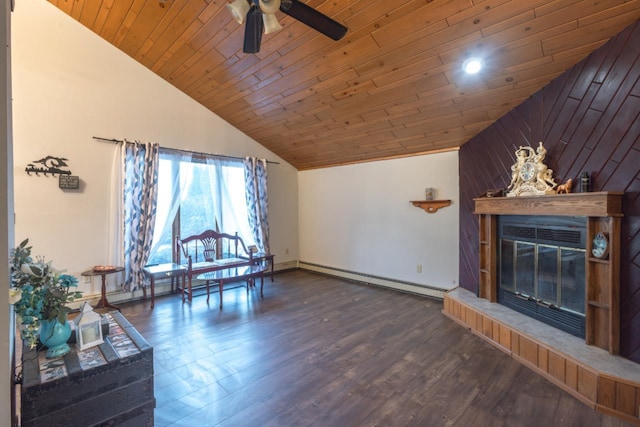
left=9, top=239, right=83, bottom=349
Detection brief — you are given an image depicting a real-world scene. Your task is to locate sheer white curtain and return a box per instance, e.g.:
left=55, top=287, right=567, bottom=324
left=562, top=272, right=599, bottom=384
left=148, top=151, right=193, bottom=262
left=146, top=151, right=256, bottom=264
left=205, top=157, right=255, bottom=249
left=107, top=143, right=124, bottom=268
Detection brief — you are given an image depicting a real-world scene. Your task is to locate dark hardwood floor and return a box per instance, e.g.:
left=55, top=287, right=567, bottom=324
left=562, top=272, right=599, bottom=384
left=119, top=270, right=633, bottom=427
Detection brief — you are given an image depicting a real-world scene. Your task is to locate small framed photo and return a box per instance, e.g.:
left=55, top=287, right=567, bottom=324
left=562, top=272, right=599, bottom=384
left=425, top=188, right=437, bottom=200
left=248, top=245, right=259, bottom=254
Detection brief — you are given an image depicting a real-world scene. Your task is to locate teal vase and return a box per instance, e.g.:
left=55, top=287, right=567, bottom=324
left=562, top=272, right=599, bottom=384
left=39, top=318, right=72, bottom=358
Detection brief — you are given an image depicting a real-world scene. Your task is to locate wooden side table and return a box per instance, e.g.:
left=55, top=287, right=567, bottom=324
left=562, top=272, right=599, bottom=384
left=254, top=253, right=275, bottom=282
left=81, top=267, right=124, bottom=311
left=142, top=263, right=186, bottom=309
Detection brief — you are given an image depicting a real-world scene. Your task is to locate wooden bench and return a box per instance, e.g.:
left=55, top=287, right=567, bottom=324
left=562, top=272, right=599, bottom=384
left=176, top=230, right=258, bottom=303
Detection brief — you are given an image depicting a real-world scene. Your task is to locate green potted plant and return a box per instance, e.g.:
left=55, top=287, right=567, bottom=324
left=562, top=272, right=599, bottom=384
left=9, top=239, right=83, bottom=357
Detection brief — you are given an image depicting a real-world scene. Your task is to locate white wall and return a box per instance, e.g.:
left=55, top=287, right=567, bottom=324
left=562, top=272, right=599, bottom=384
left=299, top=151, right=460, bottom=291
left=2, top=0, right=14, bottom=423
left=11, top=1, right=298, bottom=297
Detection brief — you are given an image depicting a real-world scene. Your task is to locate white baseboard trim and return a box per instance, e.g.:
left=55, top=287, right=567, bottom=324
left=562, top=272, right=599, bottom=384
left=73, top=260, right=444, bottom=306
left=274, top=260, right=298, bottom=271
left=298, top=261, right=445, bottom=300
left=69, top=287, right=151, bottom=309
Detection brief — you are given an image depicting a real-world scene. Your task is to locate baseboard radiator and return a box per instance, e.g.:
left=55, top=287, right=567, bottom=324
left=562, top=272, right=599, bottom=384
left=298, top=261, right=445, bottom=300
left=78, top=260, right=444, bottom=305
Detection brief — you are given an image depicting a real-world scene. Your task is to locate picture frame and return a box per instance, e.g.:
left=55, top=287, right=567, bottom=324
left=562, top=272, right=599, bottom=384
left=425, top=188, right=437, bottom=200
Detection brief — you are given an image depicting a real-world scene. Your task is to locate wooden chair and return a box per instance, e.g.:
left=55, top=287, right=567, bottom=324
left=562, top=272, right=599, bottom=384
left=175, top=230, right=253, bottom=302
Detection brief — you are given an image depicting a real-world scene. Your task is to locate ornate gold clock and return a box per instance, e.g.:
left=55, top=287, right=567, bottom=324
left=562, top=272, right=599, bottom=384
left=506, top=142, right=558, bottom=197
left=519, top=161, right=536, bottom=182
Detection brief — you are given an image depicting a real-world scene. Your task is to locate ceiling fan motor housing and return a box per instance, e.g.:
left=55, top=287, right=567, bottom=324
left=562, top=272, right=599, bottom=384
left=231, top=0, right=348, bottom=53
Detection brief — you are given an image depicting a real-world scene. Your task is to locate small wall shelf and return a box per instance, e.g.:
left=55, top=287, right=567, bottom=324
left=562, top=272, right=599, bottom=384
left=410, top=200, right=452, bottom=214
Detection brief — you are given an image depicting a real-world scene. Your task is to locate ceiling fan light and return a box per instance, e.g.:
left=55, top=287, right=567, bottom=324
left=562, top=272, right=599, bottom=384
left=226, top=0, right=250, bottom=25
left=259, top=0, right=281, bottom=14
left=263, top=13, right=283, bottom=34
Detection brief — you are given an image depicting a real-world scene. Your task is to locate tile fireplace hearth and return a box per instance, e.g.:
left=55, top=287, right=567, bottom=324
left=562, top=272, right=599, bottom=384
left=443, top=288, right=640, bottom=424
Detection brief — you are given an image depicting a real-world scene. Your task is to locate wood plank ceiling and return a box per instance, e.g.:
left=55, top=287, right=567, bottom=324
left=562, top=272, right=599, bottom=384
left=48, top=0, right=640, bottom=170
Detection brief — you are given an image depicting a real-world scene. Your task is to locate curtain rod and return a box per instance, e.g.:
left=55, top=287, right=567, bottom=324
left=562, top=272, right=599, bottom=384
left=92, top=136, right=279, bottom=165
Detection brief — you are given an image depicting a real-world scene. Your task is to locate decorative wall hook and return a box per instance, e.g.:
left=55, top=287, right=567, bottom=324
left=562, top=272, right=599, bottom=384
left=25, top=156, right=72, bottom=176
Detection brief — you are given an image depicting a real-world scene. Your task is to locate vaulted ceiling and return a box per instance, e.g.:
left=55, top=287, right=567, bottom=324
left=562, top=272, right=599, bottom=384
left=48, top=0, right=640, bottom=170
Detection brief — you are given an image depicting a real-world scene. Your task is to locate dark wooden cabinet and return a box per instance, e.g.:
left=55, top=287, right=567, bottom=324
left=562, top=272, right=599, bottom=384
left=20, top=311, right=154, bottom=426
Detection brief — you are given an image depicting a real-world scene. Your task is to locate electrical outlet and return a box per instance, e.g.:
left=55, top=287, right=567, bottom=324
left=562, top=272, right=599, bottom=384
left=285, top=248, right=289, bottom=255
left=417, top=264, right=423, bottom=273
left=83, top=275, right=92, bottom=284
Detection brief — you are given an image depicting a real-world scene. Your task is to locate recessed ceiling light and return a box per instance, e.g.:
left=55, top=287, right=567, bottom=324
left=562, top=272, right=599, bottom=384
left=462, top=58, right=483, bottom=74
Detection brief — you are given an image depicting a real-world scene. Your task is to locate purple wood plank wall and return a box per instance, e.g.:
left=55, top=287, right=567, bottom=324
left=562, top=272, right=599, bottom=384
left=459, top=20, right=640, bottom=362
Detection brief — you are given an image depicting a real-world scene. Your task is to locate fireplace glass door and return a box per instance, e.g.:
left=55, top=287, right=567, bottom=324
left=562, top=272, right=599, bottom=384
left=537, top=244, right=558, bottom=304
left=560, top=248, right=586, bottom=314
left=515, top=242, right=535, bottom=297
left=498, top=215, right=586, bottom=338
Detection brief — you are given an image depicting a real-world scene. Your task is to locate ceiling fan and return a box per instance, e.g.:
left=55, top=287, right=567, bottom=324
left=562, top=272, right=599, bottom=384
left=226, top=0, right=348, bottom=53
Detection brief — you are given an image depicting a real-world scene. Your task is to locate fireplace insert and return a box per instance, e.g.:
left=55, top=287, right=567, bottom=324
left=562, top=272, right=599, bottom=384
left=497, top=215, right=587, bottom=338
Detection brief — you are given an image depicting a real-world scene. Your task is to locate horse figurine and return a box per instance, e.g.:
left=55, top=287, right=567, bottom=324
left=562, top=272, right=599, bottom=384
left=557, top=178, right=573, bottom=194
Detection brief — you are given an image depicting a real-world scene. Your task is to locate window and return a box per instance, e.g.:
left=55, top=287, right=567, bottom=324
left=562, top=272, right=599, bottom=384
left=146, top=150, right=255, bottom=265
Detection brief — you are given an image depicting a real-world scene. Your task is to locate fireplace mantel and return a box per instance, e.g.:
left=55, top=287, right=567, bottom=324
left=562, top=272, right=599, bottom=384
left=474, top=191, right=623, bottom=217
left=472, top=191, right=623, bottom=355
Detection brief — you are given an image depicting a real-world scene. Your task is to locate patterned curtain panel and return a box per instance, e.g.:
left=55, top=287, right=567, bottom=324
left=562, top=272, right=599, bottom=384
left=243, top=157, right=270, bottom=254
left=123, top=141, right=159, bottom=291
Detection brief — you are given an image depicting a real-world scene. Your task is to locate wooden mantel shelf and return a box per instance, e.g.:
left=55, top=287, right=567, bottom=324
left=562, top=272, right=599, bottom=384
left=411, top=200, right=452, bottom=214
left=474, top=191, right=623, bottom=217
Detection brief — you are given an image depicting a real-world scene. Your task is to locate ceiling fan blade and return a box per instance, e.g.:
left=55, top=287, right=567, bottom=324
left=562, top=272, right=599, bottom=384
left=243, top=5, right=264, bottom=53
left=280, top=0, right=347, bottom=41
